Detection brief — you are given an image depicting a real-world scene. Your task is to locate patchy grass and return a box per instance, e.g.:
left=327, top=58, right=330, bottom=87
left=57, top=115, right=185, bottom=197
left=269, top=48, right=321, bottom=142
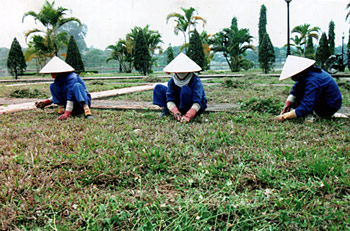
left=0, top=76, right=349, bottom=230
left=1, top=111, right=350, bottom=230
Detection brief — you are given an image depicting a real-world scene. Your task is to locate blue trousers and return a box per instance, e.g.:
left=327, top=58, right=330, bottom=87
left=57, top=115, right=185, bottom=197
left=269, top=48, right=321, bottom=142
left=153, top=84, right=204, bottom=115
left=50, top=83, right=91, bottom=115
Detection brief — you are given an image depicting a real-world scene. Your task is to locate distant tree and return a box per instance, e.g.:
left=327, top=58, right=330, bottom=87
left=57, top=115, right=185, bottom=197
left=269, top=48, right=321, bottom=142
left=7, top=38, right=27, bottom=79
left=328, top=20, right=335, bottom=55
left=291, top=24, right=320, bottom=57
left=348, top=28, right=350, bottom=55
left=305, top=36, right=315, bottom=59
left=66, top=35, right=84, bottom=74
left=200, top=30, right=212, bottom=70
left=166, top=45, right=174, bottom=64
left=187, top=29, right=205, bottom=70
left=258, top=4, right=267, bottom=54
left=315, top=32, right=330, bottom=68
left=106, top=39, right=134, bottom=73
left=259, top=32, right=275, bottom=73
left=59, top=21, right=88, bottom=52
left=133, top=30, right=151, bottom=75
left=166, top=7, right=206, bottom=48
left=210, top=17, right=255, bottom=72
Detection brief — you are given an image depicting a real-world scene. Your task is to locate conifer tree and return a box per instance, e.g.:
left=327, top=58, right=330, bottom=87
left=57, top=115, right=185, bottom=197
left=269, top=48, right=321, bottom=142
left=7, top=38, right=27, bottom=79
left=66, top=35, right=85, bottom=74
left=187, top=29, right=205, bottom=70
left=259, top=32, right=275, bottom=74
left=328, top=20, right=335, bottom=55
left=133, top=30, right=151, bottom=75
left=305, top=36, right=315, bottom=59
left=166, top=45, right=174, bottom=64
left=315, top=32, right=330, bottom=68
left=258, top=4, right=267, bottom=49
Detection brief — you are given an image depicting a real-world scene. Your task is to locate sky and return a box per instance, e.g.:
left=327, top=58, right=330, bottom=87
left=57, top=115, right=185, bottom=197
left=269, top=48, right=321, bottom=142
left=0, top=0, right=349, bottom=50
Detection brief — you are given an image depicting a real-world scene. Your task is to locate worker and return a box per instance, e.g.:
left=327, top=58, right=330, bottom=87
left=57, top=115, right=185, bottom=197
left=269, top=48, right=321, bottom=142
left=273, top=55, right=342, bottom=122
left=153, top=53, right=207, bottom=123
left=35, top=56, right=93, bottom=120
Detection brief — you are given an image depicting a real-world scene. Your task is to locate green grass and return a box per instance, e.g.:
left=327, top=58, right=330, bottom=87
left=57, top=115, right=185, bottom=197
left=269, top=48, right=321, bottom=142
left=0, top=109, right=349, bottom=230
left=0, top=76, right=349, bottom=230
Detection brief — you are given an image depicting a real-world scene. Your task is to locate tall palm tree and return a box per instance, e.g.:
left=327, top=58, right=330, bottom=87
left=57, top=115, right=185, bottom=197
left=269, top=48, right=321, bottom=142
left=166, top=7, right=206, bottom=46
left=291, top=24, right=320, bottom=56
left=106, top=39, right=133, bottom=73
left=22, top=0, right=81, bottom=59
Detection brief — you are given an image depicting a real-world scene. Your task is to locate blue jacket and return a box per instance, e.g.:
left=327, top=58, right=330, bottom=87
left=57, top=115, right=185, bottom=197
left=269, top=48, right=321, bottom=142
left=290, top=69, right=342, bottom=117
left=166, top=74, right=207, bottom=110
left=52, top=72, right=89, bottom=101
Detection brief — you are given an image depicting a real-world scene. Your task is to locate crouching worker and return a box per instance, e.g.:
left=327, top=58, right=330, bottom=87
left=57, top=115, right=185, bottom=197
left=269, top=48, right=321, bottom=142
left=153, top=53, right=207, bottom=123
left=35, top=56, right=93, bottom=120
left=273, top=55, right=342, bottom=122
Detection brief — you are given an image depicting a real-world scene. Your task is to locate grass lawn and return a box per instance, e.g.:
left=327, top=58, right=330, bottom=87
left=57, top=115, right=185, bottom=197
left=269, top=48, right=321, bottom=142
left=0, top=76, right=349, bottom=230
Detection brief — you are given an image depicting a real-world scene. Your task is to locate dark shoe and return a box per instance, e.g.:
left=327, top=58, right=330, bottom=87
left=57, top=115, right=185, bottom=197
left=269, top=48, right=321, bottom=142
left=160, top=108, right=169, bottom=117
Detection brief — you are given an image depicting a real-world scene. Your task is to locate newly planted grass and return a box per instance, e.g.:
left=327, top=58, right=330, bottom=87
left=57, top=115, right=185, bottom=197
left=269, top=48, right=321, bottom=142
left=0, top=108, right=349, bottom=230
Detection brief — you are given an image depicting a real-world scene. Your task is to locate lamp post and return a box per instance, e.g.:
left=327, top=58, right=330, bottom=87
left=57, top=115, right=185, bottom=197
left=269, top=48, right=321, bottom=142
left=285, top=0, right=292, bottom=57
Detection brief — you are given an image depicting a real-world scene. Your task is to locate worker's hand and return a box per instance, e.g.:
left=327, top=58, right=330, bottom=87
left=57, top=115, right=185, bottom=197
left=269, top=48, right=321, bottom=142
left=58, top=110, right=72, bottom=120
left=273, top=115, right=285, bottom=122
left=171, top=107, right=181, bottom=121
left=180, top=108, right=197, bottom=123
left=35, top=99, right=52, bottom=109
left=281, top=100, right=293, bottom=114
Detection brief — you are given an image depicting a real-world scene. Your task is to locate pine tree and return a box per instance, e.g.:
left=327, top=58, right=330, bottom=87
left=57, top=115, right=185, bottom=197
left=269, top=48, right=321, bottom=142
left=133, top=30, right=151, bottom=75
left=258, top=4, right=267, bottom=49
left=166, top=45, right=174, bottom=64
left=7, top=38, right=27, bottom=79
left=328, top=20, right=335, bottom=55
left=305, top=36, right=315, bottom=59
left=315, top=32, right=330, bottom=68
left=259, top=32, right=275, bottom=74
left=187, top=29, right=205, bottom=70
left=65, top=35, right=85, bottom=74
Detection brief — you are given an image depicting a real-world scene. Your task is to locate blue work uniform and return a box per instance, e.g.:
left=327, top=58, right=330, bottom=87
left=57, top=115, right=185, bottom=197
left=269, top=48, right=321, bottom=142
left=50, top=72, right=91, bottom=115
left=153, top=74, right=207, bottom=115
left=290, top=68, right=342, bottom=117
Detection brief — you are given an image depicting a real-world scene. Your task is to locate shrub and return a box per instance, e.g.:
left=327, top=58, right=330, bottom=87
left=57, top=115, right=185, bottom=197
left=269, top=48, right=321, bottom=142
left=10, top=88, right=48, bottom=98
left=144, top=76, right=161, bottom=82
left=240, top=97, right=283, bottom=114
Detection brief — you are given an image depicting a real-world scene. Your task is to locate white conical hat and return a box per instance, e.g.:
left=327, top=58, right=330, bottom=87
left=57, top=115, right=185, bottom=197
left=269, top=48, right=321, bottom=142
left=163, top=52, right=202, bottom=73
left=279, top=55, right=315, bottom=80
left=39, top=56, right=74, bottom=74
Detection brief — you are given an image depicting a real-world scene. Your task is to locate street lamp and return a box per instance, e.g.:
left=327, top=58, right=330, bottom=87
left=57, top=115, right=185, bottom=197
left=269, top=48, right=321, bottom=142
left=285, top=0, right=292, bottom=57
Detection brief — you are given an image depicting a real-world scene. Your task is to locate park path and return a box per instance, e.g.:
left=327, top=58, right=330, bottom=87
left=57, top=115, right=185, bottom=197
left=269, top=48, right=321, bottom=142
left=0, top=83, right=164, bottom=114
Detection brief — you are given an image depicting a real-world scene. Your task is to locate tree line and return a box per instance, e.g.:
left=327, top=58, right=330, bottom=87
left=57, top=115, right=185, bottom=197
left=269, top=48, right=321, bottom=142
left=5, top=1, right=350, bottom=78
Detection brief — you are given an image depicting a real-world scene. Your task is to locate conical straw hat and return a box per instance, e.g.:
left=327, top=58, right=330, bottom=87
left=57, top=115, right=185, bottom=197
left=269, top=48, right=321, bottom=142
left=279, top=55, right=315, bottom=80
left=39, top=56, right=74, bottom=74
left=163, top=53, right=202, bottom=73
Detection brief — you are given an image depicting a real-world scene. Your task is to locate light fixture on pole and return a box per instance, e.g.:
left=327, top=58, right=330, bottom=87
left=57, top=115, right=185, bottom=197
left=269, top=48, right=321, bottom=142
left=285, top=0, right=292, bottom=57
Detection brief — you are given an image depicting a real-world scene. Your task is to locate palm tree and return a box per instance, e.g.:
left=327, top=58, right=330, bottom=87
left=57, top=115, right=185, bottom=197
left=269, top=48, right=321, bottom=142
left=291, top=24, right=320, bottom=56
left=346, top=3, right=350, bottom=22
left=210, top=17, right=255, bottom=72
left=22, top=0, right=81, bottom=59
left=290, top=35, right=305, bottom=56
left=166, top=7, right=206, bottom=46
left=106, top=39, right=133, bottom=73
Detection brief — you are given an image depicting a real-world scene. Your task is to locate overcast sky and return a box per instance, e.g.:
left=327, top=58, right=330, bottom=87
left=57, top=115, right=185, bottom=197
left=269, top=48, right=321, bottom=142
left=0, top=0, right=349, bottom=50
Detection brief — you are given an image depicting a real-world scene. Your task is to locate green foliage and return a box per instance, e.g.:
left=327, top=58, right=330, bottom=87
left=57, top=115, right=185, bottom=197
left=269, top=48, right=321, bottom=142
left=166, top=45, right=174, bottom=64
left=305, top=36, right=315, bottom=59
left=291, top=24, right=320, bottom=57
left=65, top=35, right=85, bottom=74
left=7, top=38, right=27, bottom=79
left=240, top=97, right=283, bottom=114
left=9, top=88, right=47, bottom=98
left=259, top=32, right=275, bottom=74
left=258, top=4, right=267, bottom=52
left=316, top=32, right=330, bottom=68
left=23, top=0, right=81, bottom=61
left=210, top=17, right=255, bottom=72
left=133, top=30, right=151, bottom=75
left=328, top=20, right=335, bottom=55
left=187, top=29, right=205, bottom=70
